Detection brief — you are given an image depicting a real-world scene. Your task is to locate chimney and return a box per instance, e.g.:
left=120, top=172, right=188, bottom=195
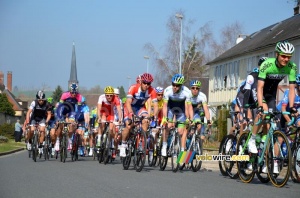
left=0, top=71, right=3, bottom=85
left=7, top=71, right=12, bottom=91
left=294, top=0, right=300, bottom=15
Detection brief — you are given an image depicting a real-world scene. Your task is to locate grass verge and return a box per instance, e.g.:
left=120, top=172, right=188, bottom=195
left=0, top=139, right=25, bottom=153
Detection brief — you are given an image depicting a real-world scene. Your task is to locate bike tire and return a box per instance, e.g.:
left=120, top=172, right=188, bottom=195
left=291, top=143, right=300, bottom=183
left=237, top=132, right=255, bottom=183
left=224, top=134, right=239, bottom=179
left=266, top=130, right=291, bottom=188
left=123, top=143, right=132, bottom=170
left=147, top=135, right=155, bottom=167
left=32, top=134, right=38, bottom=162
left=103, top=134, right=110, bottom=165
left=171, top=133, right=180, bottom=173
left=135, top=131, right=147, bottom=172
left=219, top=135, right=229, bottom=176
left=62, top=135, right=67, bottom=163
left=191, top=138, right=203, bottom=172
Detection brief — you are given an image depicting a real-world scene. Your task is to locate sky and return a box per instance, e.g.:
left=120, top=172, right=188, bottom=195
left=0, top=0, right=297, bottom=92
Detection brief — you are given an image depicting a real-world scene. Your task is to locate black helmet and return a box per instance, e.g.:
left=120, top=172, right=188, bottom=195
left=36, top=90, right=45, bottom=100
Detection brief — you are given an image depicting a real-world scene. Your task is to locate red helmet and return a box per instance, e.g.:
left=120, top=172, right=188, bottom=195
left=140, top=73, right=153, bottom=83
left=136, top=75, right=141, bottom=84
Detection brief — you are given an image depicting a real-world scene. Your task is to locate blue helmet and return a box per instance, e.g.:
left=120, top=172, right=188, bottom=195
left=252, top=68, right=259, bottom=73
left=81, top=96, right=86, bottom=103
left=69, top=83, right=78, bottom=93
left=296, top=74, right=300, bottom=85
left=190, top=80, right=201, bottom=87
left=155, top=86, right=164, bottom=93
left=172, top=74, right=185, bottom=84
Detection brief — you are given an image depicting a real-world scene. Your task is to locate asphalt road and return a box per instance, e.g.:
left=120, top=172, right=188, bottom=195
left=0, top=151, right=299, bottom=198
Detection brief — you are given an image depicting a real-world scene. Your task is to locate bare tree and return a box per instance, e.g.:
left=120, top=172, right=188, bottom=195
left=144, top=11, right=244, bottom=87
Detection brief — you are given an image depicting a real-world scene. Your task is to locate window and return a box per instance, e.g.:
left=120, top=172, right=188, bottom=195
left=234, top=61, right=239, bottom=87
left=214, top=66, right=218, bottom=90
left=230, top=62, right=234, bottom=88
left=247, top=57, right=252, bottom=73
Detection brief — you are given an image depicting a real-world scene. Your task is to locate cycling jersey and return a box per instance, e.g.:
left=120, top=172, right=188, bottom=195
left=98, top=94, right=121, bottom=121
left=276, top=89, right=300, bottom=111
left=259, top=57, right=297, bottom=96
left=127, top=84, right=157, bottom=108
left=190, top=91, right=207, bottom=121
left=236, top=72, right=259, bottom=108
left=29, top=100, right=51, bottom=122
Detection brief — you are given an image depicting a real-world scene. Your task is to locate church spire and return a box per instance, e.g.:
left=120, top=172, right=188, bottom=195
left=68, top=42, right=79, bottom=89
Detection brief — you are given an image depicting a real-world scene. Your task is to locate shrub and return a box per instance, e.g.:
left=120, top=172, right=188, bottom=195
left=0, top=123, right=14, bottom=139
left=0, top=135, right=8, bottom=143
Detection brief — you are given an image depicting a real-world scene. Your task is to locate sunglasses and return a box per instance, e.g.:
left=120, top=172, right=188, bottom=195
left=157, top=94, right=163, bottom=96
left=142, top=81, right=151, bottom=86
left=172, top=83, right=181, bottom=87
left=191, top=87, right=200, bottom=90
left=38, top=99, right=45, bottom=102
left=280, top=54, right=292, bottom=59
left=105, top=95, right=113, bottom=97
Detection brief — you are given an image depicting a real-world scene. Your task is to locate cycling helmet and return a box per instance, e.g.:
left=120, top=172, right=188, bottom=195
left=104, top=86, right=114, bottom=94
left=172, top=74, right=185, bottom=84
left=47, top=97, right=53, bottom=103
left=296, top=74, right=300, bottom=85
left=140, top=73, right=154, bottom=83
left=136, top=75, right=141, bottom=84
left=190, top=80, right=201, bottom=87
left=258, top=57, right=268, bottom=66
left=252, top=68, right=259, bottom=73
left=69, top=83, right=78, bottom=93
left=114, top=88, right=119, bottom=95
left=275, top=41, right=295, bottom=55
left=155, top=86, right=164, bottom=93
left=36, top=90, right=45, bottom=100
left=81, top=96, right=86, bottom=103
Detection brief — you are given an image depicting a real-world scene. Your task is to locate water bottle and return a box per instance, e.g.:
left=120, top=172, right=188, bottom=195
left=282, top=142, right=287, bottom=157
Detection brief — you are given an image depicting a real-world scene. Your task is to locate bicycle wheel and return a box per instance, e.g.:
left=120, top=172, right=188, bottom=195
left=171, top=133, right=180, bottom=173
left=291, top=143, right=300, bottom=183
left=147, top=134, right=155, bottom=167
left=32, top=134, right=38, bottom=162
left=123, top=142, right=133, bottom=170
left=266, top=130, right=291, bottom=188
left=135, top=131, right=147, bottom=172
left=237, top=132, right=255, bottom=183
left=191, top=137, right=203, bottom=172
left=61, top=135, right=67, bottom=163
left=219, top=135, right=229, bottom=176
left=103, top=134, right=110, bottom=165
left=224, top=135, right=239, bottom=179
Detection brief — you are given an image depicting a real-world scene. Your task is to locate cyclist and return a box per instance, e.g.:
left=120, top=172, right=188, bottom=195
left=277, top=74, right=300, bottom=129
left=248, top=41, right=297, bottom=173
left=46, top=97, right=57, bottom=156
left=161, top=74, right=193, bottom=156
left=26, top=91, right=51, bottom=154
left=76, top=96, right=90, bottom=156
left=97, top=86, right=123, bottom=159
left=88, top=107, right=97, bottom=156
left=120, top=73, right=158, bottom=157
left=56, top=83, right=84, bottom=149
left=236, top=57, right=268, bottom=129
left=189, top=80, right=211, bottom=141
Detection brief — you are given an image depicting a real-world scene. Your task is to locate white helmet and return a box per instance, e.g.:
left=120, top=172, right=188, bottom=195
left=275, top=41, right=295, bottom=55
left=114, top=88, right=119, bottom=95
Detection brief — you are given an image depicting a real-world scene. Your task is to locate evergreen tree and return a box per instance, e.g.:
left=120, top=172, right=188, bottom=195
left=0, top=93, right=15, bottom=116
left=117, top=86, right=126, bottom=99
left=52, top=85, right=63, bottom=103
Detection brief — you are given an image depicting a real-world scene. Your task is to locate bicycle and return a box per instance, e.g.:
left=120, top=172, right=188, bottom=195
left=58, top=121, right=72, bottom=163
left=179, top=121, right=203, bottom=172
left=159, top=121, right=181, bottom=173
left=71, top=130, right=80, bottom=162
left=31, top=123, right=40, bottom=162
left=43, top=126, right=51, bottom=160
left=236, top=110, right=292, bottom=187
left=147, top=119, right=158, bottom=167
left=98, top=121, right=114, bottom=164
left=122, top=116, right=147, bottom=172
left=286, top=120, right=300, bottom=183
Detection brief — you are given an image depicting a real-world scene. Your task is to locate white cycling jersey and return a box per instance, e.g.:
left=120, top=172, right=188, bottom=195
left=190, top=91, right=207, bottom=106
left=163, top=85, right=192, bottom=104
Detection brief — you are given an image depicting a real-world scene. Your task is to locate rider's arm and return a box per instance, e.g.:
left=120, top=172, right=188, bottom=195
left=203, top=103, right=211, bottom=124
left=26, top=108, right=32, bottom=124
left=257, top=80, right=265, bottom=107
left=126, top=97, right=134, bottom=116
left=116, top=105, right=123, bottom=122
left=45, top=110, right=51, bottom=124
left=288, top=83, right=296, bottom=109
left=97, top=103, right=102, bottom=122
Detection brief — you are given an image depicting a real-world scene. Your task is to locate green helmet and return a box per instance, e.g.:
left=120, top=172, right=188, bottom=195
left=47, top=97, right=53, bottom=103
left=122, top=97, right=127, bottom=103
left=172, top=74, right=185, bottom=84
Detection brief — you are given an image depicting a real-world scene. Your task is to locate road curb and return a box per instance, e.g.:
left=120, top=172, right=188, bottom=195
left=0, top=148, right=25, bottom=156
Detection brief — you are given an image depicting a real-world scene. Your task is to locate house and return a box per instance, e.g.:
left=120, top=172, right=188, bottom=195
left=207, top=7, right=300, bottom=113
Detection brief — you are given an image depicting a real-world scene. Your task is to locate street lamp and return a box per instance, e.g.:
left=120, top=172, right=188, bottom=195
left=175, top=13, right=183, bottom=75
left=144, top=56, right=149, bottom=73
left=127, top=76, right=131, bottom=89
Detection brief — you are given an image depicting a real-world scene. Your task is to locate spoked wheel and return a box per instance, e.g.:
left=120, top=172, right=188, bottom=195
left=123, top=143, right=133, bottom=170
left=291, top=144, right=300, bottom=183
left=147, top=135, right=155, bottom=167
left=135, top=131, right=147, bottom=172
left=61, top=136, right=67, bottom=163
left=191, top=138, right=203, bottom=172
left=256, top=160, right=270, bottom=183
left=267, top=130, right=291, bottom=188
left=44, top=146, right=49, bottom=160
left=219, top=135, right=229, bottom=176
left=224, top=135, right=239, bottom=179
left=32, top=144, right=37, bottom=162
left=237, top=132, right=255, bottom=183
left=171, top=134, right=180, bottom=173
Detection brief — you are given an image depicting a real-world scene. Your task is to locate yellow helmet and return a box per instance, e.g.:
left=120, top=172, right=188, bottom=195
left=104, top=86, right=114, bottom=94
